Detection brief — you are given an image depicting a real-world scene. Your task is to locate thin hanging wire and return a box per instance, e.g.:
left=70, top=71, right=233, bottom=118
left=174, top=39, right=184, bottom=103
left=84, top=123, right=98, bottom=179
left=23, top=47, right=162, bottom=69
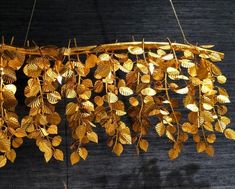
left=24, top=0, right=37, bottom=46
left=169, top=0, right=189, bottom=44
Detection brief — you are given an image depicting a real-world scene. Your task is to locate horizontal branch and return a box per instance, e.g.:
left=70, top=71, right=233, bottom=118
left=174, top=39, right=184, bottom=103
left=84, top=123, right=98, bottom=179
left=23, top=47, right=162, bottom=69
left=0, top=41, right=224, bottom=59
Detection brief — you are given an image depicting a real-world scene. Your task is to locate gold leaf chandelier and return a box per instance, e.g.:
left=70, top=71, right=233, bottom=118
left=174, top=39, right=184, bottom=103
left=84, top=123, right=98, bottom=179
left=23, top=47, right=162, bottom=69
left=0, top=40, right=233, bottom=168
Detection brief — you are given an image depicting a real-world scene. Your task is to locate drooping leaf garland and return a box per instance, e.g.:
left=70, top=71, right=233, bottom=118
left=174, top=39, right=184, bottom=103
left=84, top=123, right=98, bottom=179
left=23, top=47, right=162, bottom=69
left=0, top=41, right=232, bottom=168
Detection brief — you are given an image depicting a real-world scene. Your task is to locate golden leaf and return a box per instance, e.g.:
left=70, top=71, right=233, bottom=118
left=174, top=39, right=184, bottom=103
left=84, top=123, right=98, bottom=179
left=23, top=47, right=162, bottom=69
left=87, top=131, right=98, bottom=143
left=207, top=134, right=216, bottom=143
left=186, top=104, right=199, bottom=112
left=99, top=53, right=110, bottom=61
left=141, top=87, right=156, bottom=96
left=182, top=122, right=195, bottom=134
left=129, top=97, right=139, bottom=106
left=166, top=130, right=175, bottom=142
left=196, top=142, right=206, bottom=153
left=94, top=80, right=104, bottom=93
left=4, top=84, right=17, bottom=94
left=47, top=91, right=61, bottom=104
left=114, top=53, right=128, bottom=60
left=155, top=122, right=165, bottom=137
left=6, top=149, right=16, bottom=163
left=205, top=145, right=214, bottom=157
left=119, top=127, right=132, bottom=145
left=176, top=75, right=189, bottom=80
left=38, top=114, right=48, bottom=126
left=113, top=143, right=123, bottom=156
left=217, top=105, right=227, bottom=115
left=94, top=96, right=104, bottom=106
left=209, top=52, right=222, bottom=62
left=82, top=101, right=94, bottom=112
left=175, top=87, right=189, bottom=94
left=79, top=147, right=88, bottom=160
left=2, top=67, right=17, bottom=83
left=162, top=54, right=174, bottom=61
left=70, top=151, right=80, bottom=165
left=221, top=116, right=231, bottom=125
left=153, top=68, right=164, bottom=81
left=159, top=45, right=170, bottom=51
left=107, top=92, right=118, bottom=103
left=118, top=80, right=126, bottom=89
left=180, top=59, right=195, bottom=68
left=215, top=121, right=225, bottom=133
left=128, top=46, right=144, bottom=55
left=12, top=138, right=23, bottom=148
left=47, top=112, right=61, bottom=125
left=167, top=67, right=179, bottom=77
left=217, top=75, right=227, bottom=84
left=66, top=102, right=78, bottom=116
left=82, top=79, right=93, bottom=88
left=0, top=155, right=7, bottom=168
left=76, top=125, right=86, bottom=140
left=105, top=124, right=116, bottom=136
left=224, top=128, right=235, bottom=140
left=141, top=75, right=150, bottom=83
left=52, top=136, right=62, bottom=147
left=191, top=77, right=202, bottom=86
left=183, top=50, right=194, bottom=59
left=86, top=54, right=97, bottom=68
left=200, top=44, right=215, bottom=48
left=94, top=62, right=111, bottom=78
left=44, top=149, right=53, bottom=162
left=137, top=63, right=148, bottom=74
left=38, top=140, right=51, bottom=153
left=139, top=139, right=149, bottom=152
left=193, top=134, right=200, bottom=143
left=40, top=128, right=49, bottom=136
left=217, top=95, right=230, bottom=103
left=3, top=89, right=17, bottom=108
left=148, top=51, right=160, bottom=58
left=204, top=122, right=214, bottom=132
left=14, top=128, right=27, bottom=138
left=188, top=66, right=197, bottom=77
left=25, top=96, right=41, bottom=108
left=168, top=148, right=179, bottom=160
left=202, top=103, right=213, bottom=110
left=5, top=51, right=25, bottom=70
left=53, top=149, right=64, bottom=161
left=23, top=63, right=41, bottom=78
left=65, top=89, right=77, bottom=98
left=210, top=63, right=221, bottom=76
left=119, top=86, right=133, bottom=96
left=160, top=109, right=169, bottom=115
left=120, top=59, right=133, bottom=73
left=116, top=110, right=126, bottom=116
left=47, top=125, right=58, bottom=135
left=0, top=138, right=10, bottom=152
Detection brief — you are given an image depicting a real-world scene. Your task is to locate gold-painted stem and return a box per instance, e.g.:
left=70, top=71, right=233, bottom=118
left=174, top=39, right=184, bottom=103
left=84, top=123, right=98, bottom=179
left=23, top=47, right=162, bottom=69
left=0, top=42, right=224, bottom=58
left=198, top=85, right=208, bottom=145
left=164, top=73, right=180, bottom=143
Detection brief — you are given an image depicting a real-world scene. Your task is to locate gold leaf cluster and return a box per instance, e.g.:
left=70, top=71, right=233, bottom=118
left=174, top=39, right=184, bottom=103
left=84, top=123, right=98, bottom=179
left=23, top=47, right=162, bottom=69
left=0, top=41, right=232, bottom=167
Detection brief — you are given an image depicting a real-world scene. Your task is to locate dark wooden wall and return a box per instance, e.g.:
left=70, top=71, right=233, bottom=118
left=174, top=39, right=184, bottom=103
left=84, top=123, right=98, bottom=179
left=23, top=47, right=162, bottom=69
left=1, top=0, right=235, bottom=188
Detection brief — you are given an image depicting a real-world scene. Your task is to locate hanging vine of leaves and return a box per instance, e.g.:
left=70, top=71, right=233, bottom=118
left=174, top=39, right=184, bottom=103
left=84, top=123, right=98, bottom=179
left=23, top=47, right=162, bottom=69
left=0, top=50, right=25, bottom=167
left=22, top=56, right=63, bottom=163
left=0, top=41, right=232, bottom=167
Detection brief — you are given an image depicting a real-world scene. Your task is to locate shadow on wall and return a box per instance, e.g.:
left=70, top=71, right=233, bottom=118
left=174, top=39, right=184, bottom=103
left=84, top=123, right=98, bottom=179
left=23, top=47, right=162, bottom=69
left=94, top=158, right=210, bottom=189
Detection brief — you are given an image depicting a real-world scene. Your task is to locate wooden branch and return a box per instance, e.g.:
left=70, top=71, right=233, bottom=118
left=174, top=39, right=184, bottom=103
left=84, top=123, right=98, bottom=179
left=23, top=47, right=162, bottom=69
left=0, top=41, right=224, bottom=59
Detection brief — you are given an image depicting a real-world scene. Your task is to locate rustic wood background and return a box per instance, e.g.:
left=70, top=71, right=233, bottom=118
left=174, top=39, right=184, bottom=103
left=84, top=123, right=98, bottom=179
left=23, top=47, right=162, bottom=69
left=1, top=0, right=235, bottom=188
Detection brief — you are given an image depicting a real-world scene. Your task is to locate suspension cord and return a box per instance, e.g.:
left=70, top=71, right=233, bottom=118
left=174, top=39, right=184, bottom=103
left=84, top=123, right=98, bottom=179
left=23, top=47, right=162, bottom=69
left=24, top=0, right=37, bottom=46
left=169, top=0, right=189, bottom=44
